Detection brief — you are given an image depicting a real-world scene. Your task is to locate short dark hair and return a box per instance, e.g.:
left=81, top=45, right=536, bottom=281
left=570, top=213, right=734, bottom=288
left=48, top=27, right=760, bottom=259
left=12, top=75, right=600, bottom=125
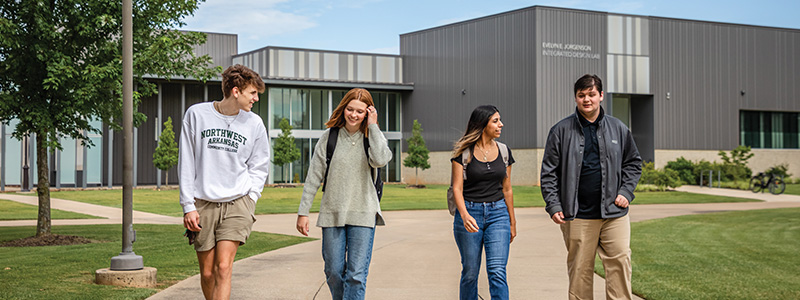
left=221, top=64, right=265, bottom=98
left=573, top=74, right=603, bottom=95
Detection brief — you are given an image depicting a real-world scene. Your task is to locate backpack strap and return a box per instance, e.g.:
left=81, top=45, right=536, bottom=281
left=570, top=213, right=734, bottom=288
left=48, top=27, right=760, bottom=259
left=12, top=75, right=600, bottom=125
left=322, top=127, right=339, bottom=192
left=496, top=141, right=509, bottom=168
left=460, top=148, right=470, bottom=181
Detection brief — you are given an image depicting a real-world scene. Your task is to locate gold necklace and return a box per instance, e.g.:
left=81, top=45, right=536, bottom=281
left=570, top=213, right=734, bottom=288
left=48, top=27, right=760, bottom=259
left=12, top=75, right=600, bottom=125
left=475, top=142, right=491, bottom=161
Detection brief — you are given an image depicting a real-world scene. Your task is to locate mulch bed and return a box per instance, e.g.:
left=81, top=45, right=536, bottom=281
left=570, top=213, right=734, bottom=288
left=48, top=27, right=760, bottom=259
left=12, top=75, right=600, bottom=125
left=0, top=234, right=96, bottom=247
left=405, top=185, right=427, bottom=189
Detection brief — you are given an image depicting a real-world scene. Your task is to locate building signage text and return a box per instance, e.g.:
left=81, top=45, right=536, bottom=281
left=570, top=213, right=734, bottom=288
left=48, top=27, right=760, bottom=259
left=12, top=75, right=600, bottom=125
left=542, top=42, right=600, bottom=60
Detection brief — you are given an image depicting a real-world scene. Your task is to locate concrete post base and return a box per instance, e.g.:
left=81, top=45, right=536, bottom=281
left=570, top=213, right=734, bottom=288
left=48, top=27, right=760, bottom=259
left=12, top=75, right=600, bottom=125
left=95, top=267, right=157, bottom=288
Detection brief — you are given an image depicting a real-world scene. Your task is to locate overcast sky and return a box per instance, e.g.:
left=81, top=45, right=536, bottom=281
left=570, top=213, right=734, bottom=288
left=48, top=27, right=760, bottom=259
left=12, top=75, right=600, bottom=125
left=181, top=0, right=800, bottom=54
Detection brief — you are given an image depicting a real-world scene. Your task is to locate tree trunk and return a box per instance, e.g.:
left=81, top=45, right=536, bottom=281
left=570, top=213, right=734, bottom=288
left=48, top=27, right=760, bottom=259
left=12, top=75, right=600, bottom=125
left=35, top=132, right=51, bottom=237
left=165, top=171, right=168, bottom=187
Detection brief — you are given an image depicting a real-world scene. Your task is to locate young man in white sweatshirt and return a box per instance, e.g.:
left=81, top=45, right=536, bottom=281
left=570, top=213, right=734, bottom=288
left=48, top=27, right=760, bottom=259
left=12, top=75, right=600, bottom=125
left=179, top=64, right=269, bottom=300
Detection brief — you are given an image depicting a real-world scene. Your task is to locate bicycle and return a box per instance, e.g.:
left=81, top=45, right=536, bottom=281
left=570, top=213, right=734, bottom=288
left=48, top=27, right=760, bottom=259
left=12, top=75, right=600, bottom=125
left=749, top=172, right=786, bottom=195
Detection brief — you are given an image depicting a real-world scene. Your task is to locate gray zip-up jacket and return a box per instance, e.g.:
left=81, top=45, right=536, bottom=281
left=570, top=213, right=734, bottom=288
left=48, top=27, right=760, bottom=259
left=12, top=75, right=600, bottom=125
left=541, top=107, right=642, bottom=220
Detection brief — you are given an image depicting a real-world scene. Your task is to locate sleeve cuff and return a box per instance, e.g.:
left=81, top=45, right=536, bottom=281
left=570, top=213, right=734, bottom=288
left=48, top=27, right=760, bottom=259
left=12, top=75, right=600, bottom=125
left=248, top=191, right=260, bottom=203
left=182, top=204, right=197, bottom=214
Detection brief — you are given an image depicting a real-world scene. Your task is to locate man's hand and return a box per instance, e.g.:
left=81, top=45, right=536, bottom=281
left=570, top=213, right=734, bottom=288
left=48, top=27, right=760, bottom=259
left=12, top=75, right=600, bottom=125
left=183, top=211, right=201, bottom=231
left=551, top=211, right=566, bottom=224
left=615, top=194, right=629, bottom=208
left=296, top=215, right=310, bottom=236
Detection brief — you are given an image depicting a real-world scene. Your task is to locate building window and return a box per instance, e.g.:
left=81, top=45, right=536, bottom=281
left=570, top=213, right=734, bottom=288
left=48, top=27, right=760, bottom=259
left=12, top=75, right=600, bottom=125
left=740, top=111, right=800, bottom=149
left=265, top=87, right=402, bottom=183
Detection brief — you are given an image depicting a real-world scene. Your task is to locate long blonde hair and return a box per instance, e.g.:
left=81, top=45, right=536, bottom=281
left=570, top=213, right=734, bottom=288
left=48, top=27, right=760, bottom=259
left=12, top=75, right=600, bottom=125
left=452, top=105, right=500, bottom=160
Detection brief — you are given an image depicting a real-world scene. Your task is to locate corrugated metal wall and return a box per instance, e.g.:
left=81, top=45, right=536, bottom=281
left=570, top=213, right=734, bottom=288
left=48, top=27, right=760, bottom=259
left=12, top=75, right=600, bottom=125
left=192, top=32, right=236, bottom=71
left=400, top=8, right=538, bottom=151
left=535, top=8, right=607, bottom=147
left=650, top=18, right=800, bottom=150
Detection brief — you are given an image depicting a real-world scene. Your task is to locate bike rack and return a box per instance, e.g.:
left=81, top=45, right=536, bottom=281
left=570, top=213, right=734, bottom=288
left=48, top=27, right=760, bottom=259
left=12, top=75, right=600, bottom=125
left=699, top=169, right=721, bottom=188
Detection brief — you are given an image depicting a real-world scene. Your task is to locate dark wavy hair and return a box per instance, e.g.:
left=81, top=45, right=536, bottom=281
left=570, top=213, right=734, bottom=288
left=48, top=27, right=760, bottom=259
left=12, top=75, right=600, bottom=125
left=452, top=105, right=500, bottom=159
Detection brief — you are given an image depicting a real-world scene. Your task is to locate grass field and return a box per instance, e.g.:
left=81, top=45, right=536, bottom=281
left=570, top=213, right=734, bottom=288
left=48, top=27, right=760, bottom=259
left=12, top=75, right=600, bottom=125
left=0, top=199, right=98, bottom=220
left=42, top=184, right=759, bottom=217
left=595, top=208, right=800, bottom=299
left=784, top=183, right=800, bottom=196
left=0, top=224, right=312, bottom=300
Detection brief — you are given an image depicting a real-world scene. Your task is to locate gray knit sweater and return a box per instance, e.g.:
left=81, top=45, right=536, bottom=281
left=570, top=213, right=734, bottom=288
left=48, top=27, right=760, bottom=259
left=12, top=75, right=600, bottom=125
left=298, top=124, right=393, bottom=227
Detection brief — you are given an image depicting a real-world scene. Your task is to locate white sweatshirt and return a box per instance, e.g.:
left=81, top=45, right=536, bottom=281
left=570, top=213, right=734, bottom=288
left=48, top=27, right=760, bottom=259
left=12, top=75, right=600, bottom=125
left=179, top=102, right=270, bottom=213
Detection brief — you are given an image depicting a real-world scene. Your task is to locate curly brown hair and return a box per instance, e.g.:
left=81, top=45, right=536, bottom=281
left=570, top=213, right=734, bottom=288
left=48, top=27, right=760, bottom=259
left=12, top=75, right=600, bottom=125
left=221, top=64, right=265, bottom=98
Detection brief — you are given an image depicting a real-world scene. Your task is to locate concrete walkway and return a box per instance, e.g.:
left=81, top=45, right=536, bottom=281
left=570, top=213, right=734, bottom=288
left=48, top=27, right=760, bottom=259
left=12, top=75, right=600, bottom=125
left=3, top=187, right=800, bottom=299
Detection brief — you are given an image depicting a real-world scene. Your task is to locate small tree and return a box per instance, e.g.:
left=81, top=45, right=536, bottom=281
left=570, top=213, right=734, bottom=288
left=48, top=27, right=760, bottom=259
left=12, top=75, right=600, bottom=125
left=403, top=120, right=430, bottom=186
left=153, top=117, right=178, bottom=188
left=273, top=118, right=301, bottom=184
left=718, top=145, right=754, bottom=182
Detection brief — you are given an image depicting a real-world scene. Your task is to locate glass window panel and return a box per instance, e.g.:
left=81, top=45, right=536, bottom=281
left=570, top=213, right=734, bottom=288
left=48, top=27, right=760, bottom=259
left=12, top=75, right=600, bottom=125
left=784, top=113, right=799, bottom=149
left=4, top=119, right=21, bottom=185
left=332, top=90, right=347, bottom=106
left=374, top=92, right=388, bottom=131
left=60, top=137, right=77, bottom=185
left=763, top=112, right=772, bottom=149
left=388, top=93, right=399, bottom=132
left=292, top=89, right=308, bottom=129
left=741, top=111, right=760, bottom=148
left=311, top=89, right=328, bottom=130
left=87, top=119, right=103, bottom=184
left=269, top=88, right=284, bottom=129
left=387, top=140, right=401, bottom=182
left=292, top=138, right=311, bottom=183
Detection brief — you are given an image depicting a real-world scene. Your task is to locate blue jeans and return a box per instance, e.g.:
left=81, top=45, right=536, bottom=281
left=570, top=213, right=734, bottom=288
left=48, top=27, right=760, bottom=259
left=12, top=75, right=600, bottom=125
left=454, top=199, right=511, bottom=300
left=322, top=225, right=376, bottom=300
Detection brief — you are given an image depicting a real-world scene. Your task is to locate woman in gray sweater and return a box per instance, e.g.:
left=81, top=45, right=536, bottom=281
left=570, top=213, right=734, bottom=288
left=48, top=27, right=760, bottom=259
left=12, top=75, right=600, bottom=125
left=296, top=88, right=393, bottom=300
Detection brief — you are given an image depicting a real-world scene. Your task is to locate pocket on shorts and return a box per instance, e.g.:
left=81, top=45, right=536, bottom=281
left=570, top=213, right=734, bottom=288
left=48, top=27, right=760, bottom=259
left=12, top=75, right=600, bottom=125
left=244, top=195, right=257, bottom=223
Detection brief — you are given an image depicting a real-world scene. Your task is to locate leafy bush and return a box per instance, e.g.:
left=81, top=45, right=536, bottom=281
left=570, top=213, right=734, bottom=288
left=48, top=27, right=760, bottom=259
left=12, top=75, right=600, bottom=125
left=765, top=163, right=792, bottom=180
left=717, top=146, right=753, bottom=182
left=665, top=157, right=695, bottom=185
left=639, top=162, right=682, bottom=190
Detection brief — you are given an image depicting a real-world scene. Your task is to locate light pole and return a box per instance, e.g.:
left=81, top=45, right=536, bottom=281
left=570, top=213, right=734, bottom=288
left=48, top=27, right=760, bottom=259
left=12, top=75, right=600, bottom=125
left=109, top=0, right=142, bottom=271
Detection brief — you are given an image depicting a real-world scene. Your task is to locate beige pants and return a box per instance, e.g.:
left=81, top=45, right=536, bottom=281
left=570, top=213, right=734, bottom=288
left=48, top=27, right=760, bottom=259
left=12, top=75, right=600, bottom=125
left=560, top=214, right=632, bottom=300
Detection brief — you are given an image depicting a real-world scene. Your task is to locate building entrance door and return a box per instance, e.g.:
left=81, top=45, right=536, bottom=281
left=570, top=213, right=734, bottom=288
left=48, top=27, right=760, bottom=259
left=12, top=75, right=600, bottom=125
left=607, top=93, right=654, bottom=163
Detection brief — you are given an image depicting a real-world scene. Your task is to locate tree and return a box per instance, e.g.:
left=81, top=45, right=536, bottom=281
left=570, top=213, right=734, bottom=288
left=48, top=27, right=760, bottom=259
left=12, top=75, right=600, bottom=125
left=403, top=120, right=430, bottom=186
left=153, top=116, right=178, bottom=188
left=272, top=118, right=301, bottom=184
left=0, top=1, right=220, bottom=236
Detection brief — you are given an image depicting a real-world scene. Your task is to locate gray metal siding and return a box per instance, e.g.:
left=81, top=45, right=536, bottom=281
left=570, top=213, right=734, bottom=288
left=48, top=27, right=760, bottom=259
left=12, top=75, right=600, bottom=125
left=400, top=8, right=537, bottom=151
left=535, top=8, right=607, bottom=147
left=192, top=32, right=236, bottom=70
left=650, top=19, right=800, bottom=150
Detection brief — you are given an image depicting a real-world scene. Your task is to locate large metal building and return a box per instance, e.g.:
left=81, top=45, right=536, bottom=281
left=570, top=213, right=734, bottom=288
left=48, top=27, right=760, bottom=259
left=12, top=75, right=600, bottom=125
left=2, top=5, right=798, bottom=189
left=401, top=6, right=800, bottom=185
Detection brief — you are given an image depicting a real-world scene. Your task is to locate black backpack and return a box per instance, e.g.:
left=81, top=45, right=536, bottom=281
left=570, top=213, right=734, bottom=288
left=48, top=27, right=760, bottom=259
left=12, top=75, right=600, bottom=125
left=321, top=127, right=383, bottom=201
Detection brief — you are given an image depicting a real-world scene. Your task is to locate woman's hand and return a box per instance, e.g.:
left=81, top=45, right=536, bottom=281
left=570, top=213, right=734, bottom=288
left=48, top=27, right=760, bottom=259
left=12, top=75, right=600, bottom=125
left=461, top=213, right=479, bottom=233
left=296, top=215, right=310, bottom=236
left=510, top=222, right=517, bottom=243
left=367, top=106, right=378, bottom=125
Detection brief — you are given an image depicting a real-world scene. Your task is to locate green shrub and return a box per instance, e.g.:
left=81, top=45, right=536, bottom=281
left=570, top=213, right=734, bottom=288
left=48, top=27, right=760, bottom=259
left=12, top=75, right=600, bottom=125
left=717, top=145, right=753, bottom=182
left=639, top=162, right=682, bottom=190
left=718, top=181, right=749, bottom=190
left=635, top=183, right=667, bottom=192
left=765, top=163, right=792, bottom=180
left=665, top=157, right=695, bottom=185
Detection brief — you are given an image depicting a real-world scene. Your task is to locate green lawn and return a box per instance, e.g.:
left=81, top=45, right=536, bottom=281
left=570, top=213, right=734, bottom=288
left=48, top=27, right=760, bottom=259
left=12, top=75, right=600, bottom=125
left=0, top=224, right=312, bottom=300
left=44, top=185, right=759, bottom=217
left=784, top=183, right=800, bottom=196
left=595, top=208, right=800, bottom=299
left=0, top=199, right=99, bottom=220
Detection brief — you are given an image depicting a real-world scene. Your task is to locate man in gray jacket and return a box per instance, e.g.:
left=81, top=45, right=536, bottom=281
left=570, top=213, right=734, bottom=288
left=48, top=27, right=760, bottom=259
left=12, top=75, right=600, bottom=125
left=541, top=74, right=642, bottom=300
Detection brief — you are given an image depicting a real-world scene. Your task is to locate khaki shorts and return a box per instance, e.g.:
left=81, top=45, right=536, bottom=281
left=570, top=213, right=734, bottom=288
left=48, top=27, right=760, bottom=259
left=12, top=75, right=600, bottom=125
left=194, top=195, right=257, bottom=252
